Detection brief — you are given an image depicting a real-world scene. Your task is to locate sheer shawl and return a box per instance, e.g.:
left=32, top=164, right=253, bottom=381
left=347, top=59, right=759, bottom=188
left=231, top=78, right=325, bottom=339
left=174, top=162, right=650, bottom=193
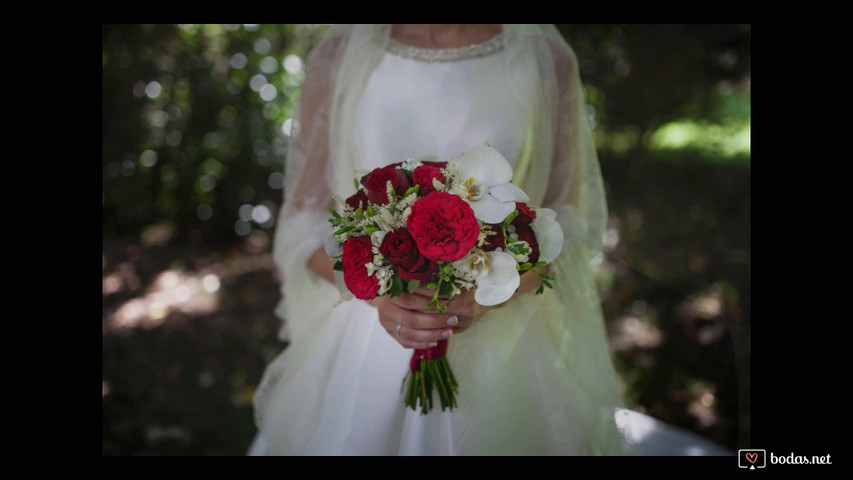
left=257, top=24, right=630, bottom=455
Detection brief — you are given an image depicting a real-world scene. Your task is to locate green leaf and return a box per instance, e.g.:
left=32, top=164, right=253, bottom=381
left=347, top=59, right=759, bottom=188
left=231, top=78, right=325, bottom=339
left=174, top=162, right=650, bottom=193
left=389, top=275, right=403, bottom=297
left=536, top=283, right=545, bottom=295
left=365, top=225, right=379, bottom=235
left=519, top=262, right=532, bottom=270
left=333, top=225, right=355, bottom=235
left=403, top=184, right=421, bottom=197
left=535, top=261, right=547, bottom=268
left=333, top=261, right=343, bottom=271
left=501, top=210, right=519, bottom=228
left=329, top=208, right=341, bottom=219
left=353, top=178, right=359, bottom=190
left=438, top=280, right=454, bottom=297
left=366, top=206, right=375, bottom=217
left=427, top=283, right=437, bottom=290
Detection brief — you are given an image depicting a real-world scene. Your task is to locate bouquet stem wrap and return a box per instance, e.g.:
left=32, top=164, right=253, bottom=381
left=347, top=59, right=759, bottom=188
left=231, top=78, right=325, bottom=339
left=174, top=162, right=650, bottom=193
left=404, top=339, right=458, bottom=414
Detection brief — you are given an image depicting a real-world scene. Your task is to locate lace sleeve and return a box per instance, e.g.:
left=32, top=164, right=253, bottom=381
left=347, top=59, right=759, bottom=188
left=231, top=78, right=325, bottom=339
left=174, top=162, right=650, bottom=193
left=544, top=31, right=607, bottom=258
left=270, top=33, right=341, bottom=328
left=506, top=24, right=606, bottom=260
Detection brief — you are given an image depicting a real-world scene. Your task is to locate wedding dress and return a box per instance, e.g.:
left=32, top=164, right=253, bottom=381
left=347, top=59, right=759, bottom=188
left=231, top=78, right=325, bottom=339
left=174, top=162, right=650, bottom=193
left=249, top=24, right=659, bottom=456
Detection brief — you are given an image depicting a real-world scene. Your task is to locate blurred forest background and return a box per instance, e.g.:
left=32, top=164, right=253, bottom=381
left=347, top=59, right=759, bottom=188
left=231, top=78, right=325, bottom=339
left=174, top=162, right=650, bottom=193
left=102, top=24, right=750, bottom=455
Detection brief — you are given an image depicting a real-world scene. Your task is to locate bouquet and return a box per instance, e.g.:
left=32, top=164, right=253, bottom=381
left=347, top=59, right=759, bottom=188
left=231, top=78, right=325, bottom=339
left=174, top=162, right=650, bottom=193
left=325, top=143, right=564, bottom=414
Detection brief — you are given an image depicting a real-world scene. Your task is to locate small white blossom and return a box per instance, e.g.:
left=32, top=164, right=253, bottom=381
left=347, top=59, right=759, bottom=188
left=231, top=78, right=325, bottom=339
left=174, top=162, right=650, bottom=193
left=371, top=230, right=387, bottom=250
left=400, top=157, right=422, bottom=171
left=365, top=261, right=394, bottom=296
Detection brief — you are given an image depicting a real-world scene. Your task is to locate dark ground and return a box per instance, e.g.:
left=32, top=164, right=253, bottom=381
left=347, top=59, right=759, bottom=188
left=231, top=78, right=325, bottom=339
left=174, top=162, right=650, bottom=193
left=102, top=152, right=749, bottom=456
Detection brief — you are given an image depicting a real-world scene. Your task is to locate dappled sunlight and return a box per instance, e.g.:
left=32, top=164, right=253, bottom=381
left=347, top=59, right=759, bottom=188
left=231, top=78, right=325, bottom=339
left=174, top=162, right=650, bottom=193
left=679, top=283, right=723, bottom=319
left=609, top=302, right=664, bottom=353
left=103, top=246, right=278, bottom=334
left=687, top=380, right=720, bottom=428
left=649, top=120, right=750, bottom=158
left=106, top=269, right=221, bottom=332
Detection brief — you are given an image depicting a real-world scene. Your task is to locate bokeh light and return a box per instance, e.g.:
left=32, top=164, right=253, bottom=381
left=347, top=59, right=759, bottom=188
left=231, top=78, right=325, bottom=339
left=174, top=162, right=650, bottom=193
left=144, top=81, right=162, bottom=99
left=140, top=150, right=158, bottom=168
left=283, top=54, right=303, bottom=74
left=259, top=84, right=277, bottom=101
left=230, top=52, right=248, bottom=69
left=249, top=74, right=267, bottom=92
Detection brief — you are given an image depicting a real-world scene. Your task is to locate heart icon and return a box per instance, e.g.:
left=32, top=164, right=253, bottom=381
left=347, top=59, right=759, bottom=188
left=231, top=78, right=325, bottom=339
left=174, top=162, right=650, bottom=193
left=745, top=452, right=758, bottom=464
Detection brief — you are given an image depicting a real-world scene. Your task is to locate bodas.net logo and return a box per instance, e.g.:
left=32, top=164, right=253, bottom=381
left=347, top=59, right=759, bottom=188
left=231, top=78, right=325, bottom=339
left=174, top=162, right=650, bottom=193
left=739, top=449, right=766, bottom=469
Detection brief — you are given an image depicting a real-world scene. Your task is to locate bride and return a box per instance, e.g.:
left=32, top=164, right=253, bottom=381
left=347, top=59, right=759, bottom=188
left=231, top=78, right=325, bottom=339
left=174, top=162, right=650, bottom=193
left=251, top=24, right=634, bottom=455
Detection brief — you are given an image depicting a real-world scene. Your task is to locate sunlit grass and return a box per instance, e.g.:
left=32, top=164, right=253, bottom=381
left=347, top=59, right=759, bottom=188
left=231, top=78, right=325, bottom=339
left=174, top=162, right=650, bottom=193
left=649, top=120, right=750, bottom=158
left=647, top=88, right=750, bottom=164
left=594, top=87, right=751, bottom=167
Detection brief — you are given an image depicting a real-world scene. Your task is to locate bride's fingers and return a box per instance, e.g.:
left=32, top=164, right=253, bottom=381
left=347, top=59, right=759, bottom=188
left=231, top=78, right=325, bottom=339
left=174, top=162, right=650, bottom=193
left=378, top=316, right=451, bottom=349
left=378, top=305, right=455, bottom=343
left=411, top=284, right=447, bottom=299
left=390, top=292, right=442, bottom=312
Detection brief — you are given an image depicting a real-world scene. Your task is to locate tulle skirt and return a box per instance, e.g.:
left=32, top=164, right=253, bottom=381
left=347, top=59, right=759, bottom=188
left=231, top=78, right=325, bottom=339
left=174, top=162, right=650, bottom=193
left=252, top=250, right=633, bottom=455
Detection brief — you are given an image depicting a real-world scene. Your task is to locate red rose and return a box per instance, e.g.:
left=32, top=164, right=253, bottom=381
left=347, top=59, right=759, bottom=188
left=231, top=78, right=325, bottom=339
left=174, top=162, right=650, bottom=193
left=342, top=236, right=380, bottom=300
left=360, top=166, right=411, bottom=205
left=407, top=192, right=479, bottom=262
left=412, top=165, right=445, bottom=196
left=420, top=161, right=447, bottom=168
left=379, top=229, right=438, bottom=281
left=514, top=225, right=540, bottom=265
left=511, top=202, right=537, bottom=228
left=345, top=189, right=369, bottom=210
left=481, top=223, right=506, bottom=251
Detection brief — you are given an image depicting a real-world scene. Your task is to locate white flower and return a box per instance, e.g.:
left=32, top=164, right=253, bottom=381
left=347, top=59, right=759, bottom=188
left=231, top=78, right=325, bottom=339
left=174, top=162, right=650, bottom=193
left=324, top=234, right=343, bottom=258
left=452, top=250, right=520, bottom=306
left=530, top=208, right=564, bottom=263
left=371, top=230, right=387, bottom=251
left=451, top=145, right=529, bottom=224
left=452, top=252, right=489, bottom=282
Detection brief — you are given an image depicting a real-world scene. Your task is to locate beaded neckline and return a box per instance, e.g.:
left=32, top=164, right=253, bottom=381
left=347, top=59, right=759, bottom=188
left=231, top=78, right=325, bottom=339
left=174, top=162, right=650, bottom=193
left=387, top=31, right=507, bottom=63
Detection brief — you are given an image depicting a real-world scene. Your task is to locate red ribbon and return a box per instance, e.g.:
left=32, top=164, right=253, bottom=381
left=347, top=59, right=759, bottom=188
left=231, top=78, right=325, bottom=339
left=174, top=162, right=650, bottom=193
left=410, top=338, right=449, bottom=372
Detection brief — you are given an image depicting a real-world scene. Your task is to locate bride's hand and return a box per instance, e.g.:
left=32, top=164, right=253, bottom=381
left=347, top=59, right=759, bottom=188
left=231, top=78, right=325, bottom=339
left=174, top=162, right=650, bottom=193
left=407, top=267, right=546, bottom=335
left=370, top=293, right=456, bottom=350
left=410, top=284, right=495, bottom=336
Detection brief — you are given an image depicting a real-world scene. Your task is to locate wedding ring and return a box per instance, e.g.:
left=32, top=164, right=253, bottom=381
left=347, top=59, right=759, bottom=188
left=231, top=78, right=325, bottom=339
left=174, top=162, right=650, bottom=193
left=395, top=323, right=403, bottom=336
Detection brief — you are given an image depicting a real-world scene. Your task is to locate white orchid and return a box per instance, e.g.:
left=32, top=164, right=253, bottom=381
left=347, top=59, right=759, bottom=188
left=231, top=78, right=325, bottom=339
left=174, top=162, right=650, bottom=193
left=324, top=233, right=343, bottom=258
left=530, top=208, right=564, bottom=263
left=452, top=250, right=520, bottom=306
left=451, top=145, right=529, bottom=224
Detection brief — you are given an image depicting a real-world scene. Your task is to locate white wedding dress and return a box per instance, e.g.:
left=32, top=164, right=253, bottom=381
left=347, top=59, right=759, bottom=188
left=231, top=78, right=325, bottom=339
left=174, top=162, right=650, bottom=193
left=248, top=25, right=732, bottom=456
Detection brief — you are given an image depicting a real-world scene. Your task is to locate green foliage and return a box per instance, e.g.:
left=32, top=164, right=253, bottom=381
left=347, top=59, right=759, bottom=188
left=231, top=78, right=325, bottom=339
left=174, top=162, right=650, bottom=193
left=103, top=24, right=328, bottom=246
left=389, top=275, right=403, bottom=297
left=557, top=24, right=750, bottom=135
left=103, top=24, right=749, bottom=249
